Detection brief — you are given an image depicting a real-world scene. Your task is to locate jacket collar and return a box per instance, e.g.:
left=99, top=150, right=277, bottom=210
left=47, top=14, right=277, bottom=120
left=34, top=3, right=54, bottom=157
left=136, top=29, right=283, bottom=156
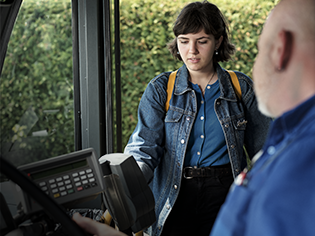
left=174, top=63, right=239, bottom=101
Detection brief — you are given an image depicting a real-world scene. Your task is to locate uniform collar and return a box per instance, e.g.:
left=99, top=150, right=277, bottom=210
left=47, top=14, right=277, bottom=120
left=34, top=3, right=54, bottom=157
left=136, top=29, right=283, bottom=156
left=265, top=95, right=315, bottom=146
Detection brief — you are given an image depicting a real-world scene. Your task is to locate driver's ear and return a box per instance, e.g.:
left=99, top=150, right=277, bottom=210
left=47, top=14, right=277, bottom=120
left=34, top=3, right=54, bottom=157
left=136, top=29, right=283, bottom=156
left=274, top=30, right=293, bottom=70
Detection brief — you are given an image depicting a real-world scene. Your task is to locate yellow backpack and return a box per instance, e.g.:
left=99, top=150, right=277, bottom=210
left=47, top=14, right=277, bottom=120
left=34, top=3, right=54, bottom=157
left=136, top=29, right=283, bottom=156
left=165, top=70, right=242, bottom=112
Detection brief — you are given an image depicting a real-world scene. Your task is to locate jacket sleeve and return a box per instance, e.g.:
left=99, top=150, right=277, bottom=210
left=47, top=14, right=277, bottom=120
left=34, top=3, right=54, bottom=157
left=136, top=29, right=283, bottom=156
left=124, top=73, right=169, bottom=183
left=238, top=74, right=272, bottom=159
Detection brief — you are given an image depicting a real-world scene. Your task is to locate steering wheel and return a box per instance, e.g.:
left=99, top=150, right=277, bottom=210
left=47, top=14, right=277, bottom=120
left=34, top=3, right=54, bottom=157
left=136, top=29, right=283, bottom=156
left=0, top=156, right=87, bottom=236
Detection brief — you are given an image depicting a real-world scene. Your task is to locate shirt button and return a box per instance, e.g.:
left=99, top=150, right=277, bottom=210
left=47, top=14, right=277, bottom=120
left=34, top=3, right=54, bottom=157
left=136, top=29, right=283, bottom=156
left=174, top=185, right=178, bottom=189
left=231, top=145, right=235, bottom=148
left=197, top=152, right=201, bottom=155
left=186, top=117, right=190, bottom=121
left=207, top=85, right=211, bottom=89
left=181, top=139, right=185, bottom=144
left=267, top=146, right=276, bottom=155
left=201, top=101, right=204, bottom=104
left=200, top=116, right=204, bottom=120
left=158, top=226, right=161, bottom=230
left=200, top=135, right=204, bottom=139
left=217, top=101, right=221, bottom=105
left=166, top=205, right=170, bottom=209
left=225, top=124, right=229, bottom=128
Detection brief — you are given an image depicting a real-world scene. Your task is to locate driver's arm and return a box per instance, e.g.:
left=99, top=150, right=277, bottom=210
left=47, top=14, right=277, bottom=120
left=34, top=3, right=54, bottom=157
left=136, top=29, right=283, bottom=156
left=72, top=213, right=127, bottom=236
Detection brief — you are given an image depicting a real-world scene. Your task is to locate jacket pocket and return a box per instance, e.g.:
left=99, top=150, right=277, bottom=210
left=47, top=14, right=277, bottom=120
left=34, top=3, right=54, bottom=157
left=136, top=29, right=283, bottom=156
left=232, top=118, right=247, bottom=130
left=165, top=109, right=184, bottom=123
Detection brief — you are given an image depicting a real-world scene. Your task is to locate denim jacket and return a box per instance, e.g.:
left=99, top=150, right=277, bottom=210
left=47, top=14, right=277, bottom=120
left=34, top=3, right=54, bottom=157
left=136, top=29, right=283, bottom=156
left=124, top=63, right=271, bottom=236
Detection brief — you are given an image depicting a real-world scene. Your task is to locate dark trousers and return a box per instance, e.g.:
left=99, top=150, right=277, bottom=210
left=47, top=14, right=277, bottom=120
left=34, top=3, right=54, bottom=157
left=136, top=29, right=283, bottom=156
left=161, top=164, right=233, bottom=236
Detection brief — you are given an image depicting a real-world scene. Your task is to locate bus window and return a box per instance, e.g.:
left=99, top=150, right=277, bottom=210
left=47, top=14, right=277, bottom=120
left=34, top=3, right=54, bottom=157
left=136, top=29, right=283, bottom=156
left=0, top=0, right=74, bottom=168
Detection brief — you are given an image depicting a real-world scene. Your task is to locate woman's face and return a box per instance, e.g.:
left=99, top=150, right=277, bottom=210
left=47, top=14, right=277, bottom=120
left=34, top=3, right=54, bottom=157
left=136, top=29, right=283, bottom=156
left=177, top=29, right=221, bottom=73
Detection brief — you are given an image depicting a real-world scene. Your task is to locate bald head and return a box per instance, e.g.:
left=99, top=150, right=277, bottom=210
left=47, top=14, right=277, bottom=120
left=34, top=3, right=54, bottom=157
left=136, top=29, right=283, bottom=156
left=274, top=0, right=315, bottom=47
left=253, top=0, right=315, bottom=118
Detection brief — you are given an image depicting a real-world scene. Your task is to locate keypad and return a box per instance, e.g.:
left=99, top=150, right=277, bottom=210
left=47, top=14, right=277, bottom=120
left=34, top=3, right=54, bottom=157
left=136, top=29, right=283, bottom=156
left=38, top=168, right=97, bottom=199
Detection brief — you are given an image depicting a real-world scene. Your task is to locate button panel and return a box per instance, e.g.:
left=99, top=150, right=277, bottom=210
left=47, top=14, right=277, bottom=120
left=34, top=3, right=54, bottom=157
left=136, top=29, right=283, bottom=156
left=38, top=168, right=97, bottom=199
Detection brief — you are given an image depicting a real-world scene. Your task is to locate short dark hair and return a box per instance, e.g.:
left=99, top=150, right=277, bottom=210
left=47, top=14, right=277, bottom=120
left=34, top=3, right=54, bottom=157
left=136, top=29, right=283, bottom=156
left=167, top=0, right=235, bottom=63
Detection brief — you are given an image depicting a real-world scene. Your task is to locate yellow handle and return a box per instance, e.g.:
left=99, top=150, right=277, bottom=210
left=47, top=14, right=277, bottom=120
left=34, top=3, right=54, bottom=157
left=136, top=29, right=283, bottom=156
left=103, top=210, right=144, bottom=235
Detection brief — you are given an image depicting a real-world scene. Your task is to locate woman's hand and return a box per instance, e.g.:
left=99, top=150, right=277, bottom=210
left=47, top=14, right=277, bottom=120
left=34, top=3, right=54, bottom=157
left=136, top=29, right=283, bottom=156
left=72, top=212, right=127, bottom=236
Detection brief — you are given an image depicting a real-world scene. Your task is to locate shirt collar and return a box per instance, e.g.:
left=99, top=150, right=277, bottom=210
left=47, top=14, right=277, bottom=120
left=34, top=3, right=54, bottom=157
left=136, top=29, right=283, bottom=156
left=264, top=94, right=315, bottom=146
left=174, top=63, right=238, bottom=101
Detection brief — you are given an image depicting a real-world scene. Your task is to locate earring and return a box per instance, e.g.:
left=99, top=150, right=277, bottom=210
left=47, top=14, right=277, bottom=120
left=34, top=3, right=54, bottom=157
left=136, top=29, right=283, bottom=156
left=215, top=50, right=218, bottom=55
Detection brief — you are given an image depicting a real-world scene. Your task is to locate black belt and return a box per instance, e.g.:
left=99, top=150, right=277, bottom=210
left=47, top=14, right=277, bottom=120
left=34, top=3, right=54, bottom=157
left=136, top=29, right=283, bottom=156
left=183, top=164, right=231, bottom=179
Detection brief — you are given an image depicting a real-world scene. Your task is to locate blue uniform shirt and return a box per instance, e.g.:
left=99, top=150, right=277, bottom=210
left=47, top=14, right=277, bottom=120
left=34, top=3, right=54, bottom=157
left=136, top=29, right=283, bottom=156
left=210, top=95, right=315, bottom=236
left=184, top=80, right=230, bottom=167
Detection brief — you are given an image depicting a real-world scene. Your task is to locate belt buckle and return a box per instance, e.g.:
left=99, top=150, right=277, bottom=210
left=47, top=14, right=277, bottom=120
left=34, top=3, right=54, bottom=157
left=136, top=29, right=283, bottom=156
left=183, top=167, right=194, bottom=179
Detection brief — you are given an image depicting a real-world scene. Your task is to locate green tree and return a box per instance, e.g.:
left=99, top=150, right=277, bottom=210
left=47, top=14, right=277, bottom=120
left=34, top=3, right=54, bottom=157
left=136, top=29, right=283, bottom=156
left=120, top=0, right=278, bottom=147
left=0, top=0, right=74, bottom=166
left=0, top=0, right=278, bottom=165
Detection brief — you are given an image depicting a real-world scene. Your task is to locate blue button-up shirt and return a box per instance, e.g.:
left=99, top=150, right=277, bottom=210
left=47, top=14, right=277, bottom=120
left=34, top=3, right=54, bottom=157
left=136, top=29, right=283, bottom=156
left=210, top=95, right=315, bottom=236
left=185, top=80, right=229, bottom=167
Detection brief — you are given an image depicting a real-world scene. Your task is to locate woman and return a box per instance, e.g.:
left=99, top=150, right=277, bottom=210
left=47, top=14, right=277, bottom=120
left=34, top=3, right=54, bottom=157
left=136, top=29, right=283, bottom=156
left=124, top=1, right=271, bottom=236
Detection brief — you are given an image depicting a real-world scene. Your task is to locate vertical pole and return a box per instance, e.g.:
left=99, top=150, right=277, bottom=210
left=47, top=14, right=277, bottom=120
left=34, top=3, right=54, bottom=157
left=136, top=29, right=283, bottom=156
left=114, top=0, right=122, bottom=152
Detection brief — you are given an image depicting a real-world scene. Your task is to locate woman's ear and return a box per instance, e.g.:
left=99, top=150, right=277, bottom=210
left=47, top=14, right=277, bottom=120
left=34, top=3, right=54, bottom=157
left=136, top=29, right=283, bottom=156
left=216, top=35, right=223, bottom=49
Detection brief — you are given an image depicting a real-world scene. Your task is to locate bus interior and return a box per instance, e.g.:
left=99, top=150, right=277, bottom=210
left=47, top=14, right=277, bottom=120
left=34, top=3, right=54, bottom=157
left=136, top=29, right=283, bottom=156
left=0, top=0, right=155, bottom=235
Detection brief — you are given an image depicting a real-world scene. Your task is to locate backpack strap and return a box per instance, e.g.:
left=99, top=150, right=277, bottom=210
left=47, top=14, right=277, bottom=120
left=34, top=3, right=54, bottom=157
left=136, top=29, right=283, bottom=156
left=165, top=70, right=177, bottom=112
left=227, top=70, right=242, bottom=100
left=165, top=69, right=241, bottom=112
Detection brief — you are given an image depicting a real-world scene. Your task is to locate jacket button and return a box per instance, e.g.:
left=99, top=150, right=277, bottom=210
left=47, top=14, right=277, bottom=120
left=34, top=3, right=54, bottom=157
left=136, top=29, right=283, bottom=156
left=181, top=139, right=185, bottom=144
left=225, top=124, right=229, bottom=128
left=231, top=145, right=235, bottom=148
left=166, top=205, right=170, bottom=209
left=217, top=101, right=221, bottom=105
left=174, top=185, right=178, bottom=189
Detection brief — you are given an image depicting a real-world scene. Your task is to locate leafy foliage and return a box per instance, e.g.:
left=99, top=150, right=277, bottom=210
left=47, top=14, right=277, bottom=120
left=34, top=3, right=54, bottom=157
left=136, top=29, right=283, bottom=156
left=0, top=0, right=278, bottom=163
left=0, top=0, right=74, bottom=166
left=120, top=0, right=277, bottom=147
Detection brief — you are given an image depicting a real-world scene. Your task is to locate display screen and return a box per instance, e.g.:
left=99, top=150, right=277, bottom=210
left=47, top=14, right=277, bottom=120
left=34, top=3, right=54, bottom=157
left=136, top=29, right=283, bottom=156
left=30, top=159, right=87, bottom=180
